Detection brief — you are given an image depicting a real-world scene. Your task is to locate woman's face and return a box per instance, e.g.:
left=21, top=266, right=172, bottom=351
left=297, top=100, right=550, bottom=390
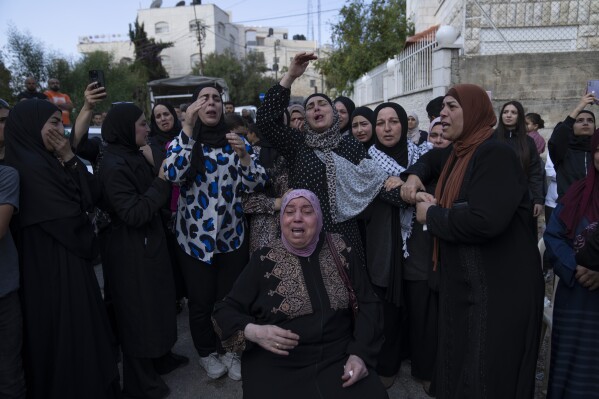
left=375, top=107, right=402, bottom=147
left=440, top=96, right=464, bottom=141
left=335, top=102, right=349, bottom=129
left=41, top=111, right=64, bottom=152
left=501, top=104, right=518, bottom=128
left=408, top=115, right=417, bottom=130
left=305, top=96, right=334, bottom=133
left=197, top=87, right=223, bottom=126
left=525, top=117, right=537, bottom=133
left=428, top=124, right=450, bottom=148
left=281, top=196, right=319, bottom=249
left=351, top=115, right=373, bottom=143
left=573, top=113, right=596, bottom=136
left=134, top=113, right=150, bottom=147
left=153, top=104, right=175, bottom=132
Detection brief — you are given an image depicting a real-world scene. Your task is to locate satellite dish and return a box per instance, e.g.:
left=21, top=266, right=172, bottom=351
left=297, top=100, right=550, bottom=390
left=176, top=0, right=185, bottom=5
left=150, top=0, right=162, bottom=8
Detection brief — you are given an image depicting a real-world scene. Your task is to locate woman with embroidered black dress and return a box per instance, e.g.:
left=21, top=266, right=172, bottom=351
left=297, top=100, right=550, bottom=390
left=163, top=82, right=267, bottom=382
left=5, top=99, right=120, bottom=399
left=98, top=103, right=182, bottom=398
left=257, top=53, right=404, bottom=260
left=242, top=120, right=290, bottom=255
left=213, top=189, right=387, bottom=399
left=401, top=84, right=544, bottom=399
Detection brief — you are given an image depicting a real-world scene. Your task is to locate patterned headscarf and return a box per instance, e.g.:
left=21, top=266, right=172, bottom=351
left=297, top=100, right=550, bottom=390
left=280, top=189, right=323, bottom=257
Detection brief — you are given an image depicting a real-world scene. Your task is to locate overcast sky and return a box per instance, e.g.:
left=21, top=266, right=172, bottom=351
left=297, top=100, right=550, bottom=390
left=0, top=0, right=350, bottom=60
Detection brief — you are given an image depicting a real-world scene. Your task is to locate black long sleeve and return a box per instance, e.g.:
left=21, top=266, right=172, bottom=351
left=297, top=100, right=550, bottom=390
left=548, top=116, right=575, bottom=168
left=101, top=164, right=170, bottom=229
left=426, top=141, right=528, bottom=244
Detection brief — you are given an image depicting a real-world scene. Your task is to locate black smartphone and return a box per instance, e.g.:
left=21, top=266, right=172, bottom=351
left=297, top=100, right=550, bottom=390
left=89, top=70, right=106, bottom=90
left=587, top=80, right=599, bottom=105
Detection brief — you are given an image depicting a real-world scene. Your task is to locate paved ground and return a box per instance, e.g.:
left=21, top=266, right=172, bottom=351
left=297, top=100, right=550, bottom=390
left=96, top=265, right=550, bottom=399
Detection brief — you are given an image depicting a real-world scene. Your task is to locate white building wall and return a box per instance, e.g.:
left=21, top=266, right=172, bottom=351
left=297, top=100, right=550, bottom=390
left=138, top=4, right=241, bottom=76
left=77, top=41, right=134, bottom=63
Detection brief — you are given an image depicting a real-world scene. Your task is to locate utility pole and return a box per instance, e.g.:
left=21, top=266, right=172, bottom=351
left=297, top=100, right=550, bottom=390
left=273, top=39, right=280, bottom=81
left=192, top=4, right=206, bottom=74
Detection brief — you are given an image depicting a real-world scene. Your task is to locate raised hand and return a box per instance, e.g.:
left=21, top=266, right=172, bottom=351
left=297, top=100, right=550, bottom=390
left=281, top=52, right=318, bottom=88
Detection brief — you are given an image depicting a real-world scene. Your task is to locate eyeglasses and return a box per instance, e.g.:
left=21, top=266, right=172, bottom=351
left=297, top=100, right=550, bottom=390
left=0, top=99, right=10, bottom=109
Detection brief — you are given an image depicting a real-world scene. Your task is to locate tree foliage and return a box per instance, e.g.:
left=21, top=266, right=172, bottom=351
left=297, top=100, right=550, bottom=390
left=198, top=50, right=277, bottom=106
left=4, top=25, right=49, bottom=94
left=0, top=60, right=14, bottom=103
left=316, top=0, right=414, bottom=94
left=129, top=19, right=173, bottom=81
left=66, top=51, right=149, bottom=115
left=2, top=25, right=161, bottom=114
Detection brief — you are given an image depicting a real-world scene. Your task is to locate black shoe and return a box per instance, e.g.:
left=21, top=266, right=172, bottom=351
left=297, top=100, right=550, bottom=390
left=154, top=351, right=190, bottom=375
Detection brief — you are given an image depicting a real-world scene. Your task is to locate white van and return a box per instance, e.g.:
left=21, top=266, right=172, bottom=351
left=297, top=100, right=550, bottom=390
left=234, top=105, right=257, bottom=122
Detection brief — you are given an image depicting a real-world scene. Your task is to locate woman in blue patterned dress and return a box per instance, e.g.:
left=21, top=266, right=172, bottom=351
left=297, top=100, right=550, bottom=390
left=164, top=82, right=268, bottom=381
left=544, top=130, right=599, bottom=399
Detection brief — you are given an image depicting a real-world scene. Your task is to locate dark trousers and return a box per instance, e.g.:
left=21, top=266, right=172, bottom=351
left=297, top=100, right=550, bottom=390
left=372, top=285, right=404, bottom=377
left=404, top=280, right=438, bottom=381
left=122, top=355, right=168, bottom=399
left=177, top=238, right=249, bottom=357
left=0, top=291, right=26, bottom=399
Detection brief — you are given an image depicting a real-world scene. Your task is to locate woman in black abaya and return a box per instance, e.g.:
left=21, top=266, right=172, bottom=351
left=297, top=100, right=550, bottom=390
left=98, top=103, right=183, bottom=398
left=148, top=103, right=187, bottom=310
left=5, top=99, right=120, bottom=399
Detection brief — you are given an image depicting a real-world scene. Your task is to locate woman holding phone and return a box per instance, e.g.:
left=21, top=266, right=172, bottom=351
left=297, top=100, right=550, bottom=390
left=5, top=99, right=120, bottom=398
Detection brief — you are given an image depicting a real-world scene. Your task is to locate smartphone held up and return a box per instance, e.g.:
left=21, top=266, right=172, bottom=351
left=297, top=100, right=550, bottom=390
left=587, top=80, right=599, bottom=105
left=89, top=70, right=107, bottom=97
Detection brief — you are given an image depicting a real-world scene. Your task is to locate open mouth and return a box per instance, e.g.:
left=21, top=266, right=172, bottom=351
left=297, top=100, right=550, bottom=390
left=314, top=114, right=324, bottom=121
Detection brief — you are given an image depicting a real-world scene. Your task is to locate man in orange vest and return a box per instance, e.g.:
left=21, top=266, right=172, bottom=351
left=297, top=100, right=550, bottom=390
left=44, top=78, right=74, bottom=126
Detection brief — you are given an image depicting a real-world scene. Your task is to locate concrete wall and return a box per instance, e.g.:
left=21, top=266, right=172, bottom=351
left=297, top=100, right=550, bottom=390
left=451, top=50, right=599, bottom=131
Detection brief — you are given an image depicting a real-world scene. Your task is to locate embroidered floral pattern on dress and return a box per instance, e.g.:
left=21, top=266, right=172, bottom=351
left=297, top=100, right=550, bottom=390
left=212, top=318, right=247, bottom=352
left=263, top=242, right=313, bottom=318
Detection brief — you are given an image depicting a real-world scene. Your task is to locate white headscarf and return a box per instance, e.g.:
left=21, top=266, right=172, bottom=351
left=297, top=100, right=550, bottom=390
left=407, top=112, right=421, bottom=144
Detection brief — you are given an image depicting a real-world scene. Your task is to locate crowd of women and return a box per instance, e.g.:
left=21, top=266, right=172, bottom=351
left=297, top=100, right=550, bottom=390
left=0, top=51, right=598, bottom=399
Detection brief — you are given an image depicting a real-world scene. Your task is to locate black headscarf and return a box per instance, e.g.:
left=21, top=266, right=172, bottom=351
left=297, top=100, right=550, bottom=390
left=351, top=106, right=376, bottom=149
left=187, top=82, right=229, bottom=179
left=101, top=103, right=155, bottom=188
left=568, top=110, right=596, bottom=152
left=334, top=96, right=356, bottom=132
left=373, top=102, right=409, bottom=168
left=102, top=103, right=143, bottom=149
left=150, top=103, right=182, bottom=142
left=5, top=99, right=85, bottom=227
